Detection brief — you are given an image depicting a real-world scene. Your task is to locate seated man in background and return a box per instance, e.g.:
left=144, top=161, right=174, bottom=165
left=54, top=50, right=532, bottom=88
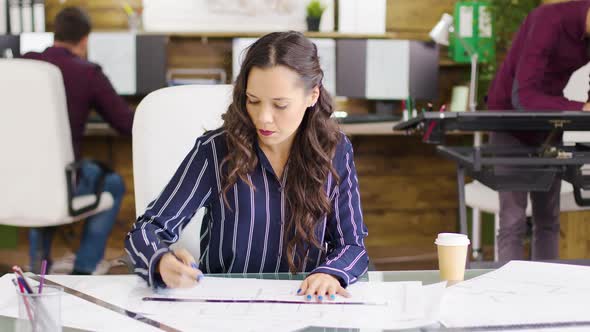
left=23, top=6, right=134, bottom=274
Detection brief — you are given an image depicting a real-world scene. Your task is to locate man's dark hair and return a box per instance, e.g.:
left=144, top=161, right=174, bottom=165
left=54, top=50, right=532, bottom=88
left=54, top=7, right=92, bottom=43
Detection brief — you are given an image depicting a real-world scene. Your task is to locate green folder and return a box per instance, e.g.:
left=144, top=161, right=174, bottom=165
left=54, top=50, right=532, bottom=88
left=451, top=1, right=495, bottom=64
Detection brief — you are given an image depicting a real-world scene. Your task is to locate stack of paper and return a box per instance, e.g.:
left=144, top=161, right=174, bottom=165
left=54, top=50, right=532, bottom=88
left=135, top=277, right=446, bottom=331
left=0, top=273, right=447, bottom=331
left=0, top=274, right=446, bottom=332
left=440, top=261, right=590, bottom=329
left=0, top=0, right=7, bottom=35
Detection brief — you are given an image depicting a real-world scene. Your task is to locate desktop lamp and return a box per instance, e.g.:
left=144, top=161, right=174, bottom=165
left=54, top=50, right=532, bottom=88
left=429, top=12, right=482, bottom=146
left=429, top=13, right=453, bottom=47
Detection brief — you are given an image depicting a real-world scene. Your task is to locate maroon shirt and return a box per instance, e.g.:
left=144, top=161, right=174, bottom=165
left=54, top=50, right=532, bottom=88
left=23, top=46, right=134, bottom=159
left=487, top=0, right=590, bottom=112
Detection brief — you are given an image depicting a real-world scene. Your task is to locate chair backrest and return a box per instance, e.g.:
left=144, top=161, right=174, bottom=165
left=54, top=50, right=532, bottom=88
left=563, top=61, right=590, bottom=143
left=0, top=59, right=74, bottom=225
left=133, top=84, right=232, bottom=258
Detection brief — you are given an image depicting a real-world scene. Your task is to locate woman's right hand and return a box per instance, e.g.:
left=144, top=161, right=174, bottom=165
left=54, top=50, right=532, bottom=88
left=157, top=249, right=203, bottom=288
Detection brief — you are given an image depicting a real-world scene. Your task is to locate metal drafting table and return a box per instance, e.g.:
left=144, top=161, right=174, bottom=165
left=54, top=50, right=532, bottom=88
left=394, top=111, right=590, bottom=235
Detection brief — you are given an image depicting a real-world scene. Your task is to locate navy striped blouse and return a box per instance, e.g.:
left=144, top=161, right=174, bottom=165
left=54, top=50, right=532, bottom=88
left=125, top=129, right=368, bottom=288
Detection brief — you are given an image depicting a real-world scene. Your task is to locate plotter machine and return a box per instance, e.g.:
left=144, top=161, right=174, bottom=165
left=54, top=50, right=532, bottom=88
left=394, top=111, right=590, bottom=236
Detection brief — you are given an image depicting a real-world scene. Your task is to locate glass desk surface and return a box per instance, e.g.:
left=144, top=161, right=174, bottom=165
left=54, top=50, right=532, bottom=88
left=209, top=269, right=491, bottom=285
left=1, top=269, right=493, bottom=332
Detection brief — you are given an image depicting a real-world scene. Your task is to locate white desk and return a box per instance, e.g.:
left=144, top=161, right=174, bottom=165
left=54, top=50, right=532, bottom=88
left=2, top=267, right=589, bottom=332
left=0, top=270, right=484, bottom=332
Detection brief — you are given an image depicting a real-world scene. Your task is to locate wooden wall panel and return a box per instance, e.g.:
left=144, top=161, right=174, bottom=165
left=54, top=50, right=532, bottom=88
left=354, top=137, right=460, bottom=175
left=167, top=38, right=234, bottom=82
left=356, top=154, right=456, bottom=176
left=386, top=0, right=455, bottom=34
left=45, top=0, right=142, bottom=31
left=384, top=0, right=562, bottom=36
left=351, top=135, right=464, bottom=260
left=360, top=176, right=457, bottom=210
left=560, top=211, right=590, bottom=259
left=364, top=209, right=456, bottom=247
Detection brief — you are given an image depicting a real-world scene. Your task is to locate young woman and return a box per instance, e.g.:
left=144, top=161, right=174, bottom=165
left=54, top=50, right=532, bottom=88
left=125, top=31, right=368, bottom=301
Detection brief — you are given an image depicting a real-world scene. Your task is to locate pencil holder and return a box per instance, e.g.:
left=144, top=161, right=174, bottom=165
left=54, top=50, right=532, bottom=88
left=16, top=285, right=63, bottom=332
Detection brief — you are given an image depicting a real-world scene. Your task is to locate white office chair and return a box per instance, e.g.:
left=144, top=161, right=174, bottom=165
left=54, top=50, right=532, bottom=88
left=0, top=59, right=114, bottom=270
left=132, top=84, right=232, bottom=260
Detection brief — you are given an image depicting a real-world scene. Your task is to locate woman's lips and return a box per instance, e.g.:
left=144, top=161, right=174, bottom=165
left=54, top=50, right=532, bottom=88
left=259, top=129, right=275, bottom=136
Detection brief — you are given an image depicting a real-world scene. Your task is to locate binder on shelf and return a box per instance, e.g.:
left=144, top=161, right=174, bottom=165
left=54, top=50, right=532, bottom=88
left=21, top=0, right=32, bottom=32
left=450, top=1, right=495, bottom=63
left=8, top=0, right=21, bottom=35
left=32, top=0, right=43, bottom=32
left=0, top=34, right=19, bottom=58
left=1, top=0, right=7, bottom=34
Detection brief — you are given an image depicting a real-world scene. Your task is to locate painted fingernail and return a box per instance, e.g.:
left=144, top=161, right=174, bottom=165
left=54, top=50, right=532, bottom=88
left=306, top=295, right=312, bottom=301
left=330, top=294, right=336, bottom=300
left=197, top=274, right=204, bottom=282
left=191, top=263, right=198, bottom=269
left=296, top=288, right=301, bottom=294
left=318, top=295, right=323, bottom=301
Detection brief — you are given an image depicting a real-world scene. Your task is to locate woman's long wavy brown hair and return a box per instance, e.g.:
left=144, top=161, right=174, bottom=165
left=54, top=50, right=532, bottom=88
left=220, top=31, right=340, bottom=273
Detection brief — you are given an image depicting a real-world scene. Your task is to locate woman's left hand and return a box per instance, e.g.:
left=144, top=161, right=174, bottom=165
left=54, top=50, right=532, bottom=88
left=297, top=273, right=351, bottom=302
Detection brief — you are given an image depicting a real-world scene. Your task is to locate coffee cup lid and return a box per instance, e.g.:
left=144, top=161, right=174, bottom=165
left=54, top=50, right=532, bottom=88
left=435, top=233, right=470, bottom=246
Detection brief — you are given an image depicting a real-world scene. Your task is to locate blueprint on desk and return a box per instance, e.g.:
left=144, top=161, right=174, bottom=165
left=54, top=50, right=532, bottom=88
left=440, top=260, right=590, bottom=330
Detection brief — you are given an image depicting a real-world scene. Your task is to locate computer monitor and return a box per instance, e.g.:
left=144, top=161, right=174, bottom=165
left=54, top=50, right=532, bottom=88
left=14, top=32, right=167, bottom=96
left=19, top=32, right=53, bottom=55
left=88, top=32, right=136, bottom=95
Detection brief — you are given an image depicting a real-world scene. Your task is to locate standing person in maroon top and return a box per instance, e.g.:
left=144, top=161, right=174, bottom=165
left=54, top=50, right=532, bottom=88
left=487, top=0, right=590, bottom=261
left=23, top=7, right=134, bottom=274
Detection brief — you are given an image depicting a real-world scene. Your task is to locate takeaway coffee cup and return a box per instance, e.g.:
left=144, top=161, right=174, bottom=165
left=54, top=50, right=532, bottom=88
left=435, top=233, right=470, bottom=283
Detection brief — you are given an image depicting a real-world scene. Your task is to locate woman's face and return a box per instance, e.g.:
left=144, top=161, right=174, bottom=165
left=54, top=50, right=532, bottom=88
left=246, top=65, right=319, bottom=151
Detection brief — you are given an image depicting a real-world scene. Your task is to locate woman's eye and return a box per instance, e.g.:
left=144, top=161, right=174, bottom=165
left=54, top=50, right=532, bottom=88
left=247, top=99, right=259, bottom=105
left=275, top=104, right=288, bottom=110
